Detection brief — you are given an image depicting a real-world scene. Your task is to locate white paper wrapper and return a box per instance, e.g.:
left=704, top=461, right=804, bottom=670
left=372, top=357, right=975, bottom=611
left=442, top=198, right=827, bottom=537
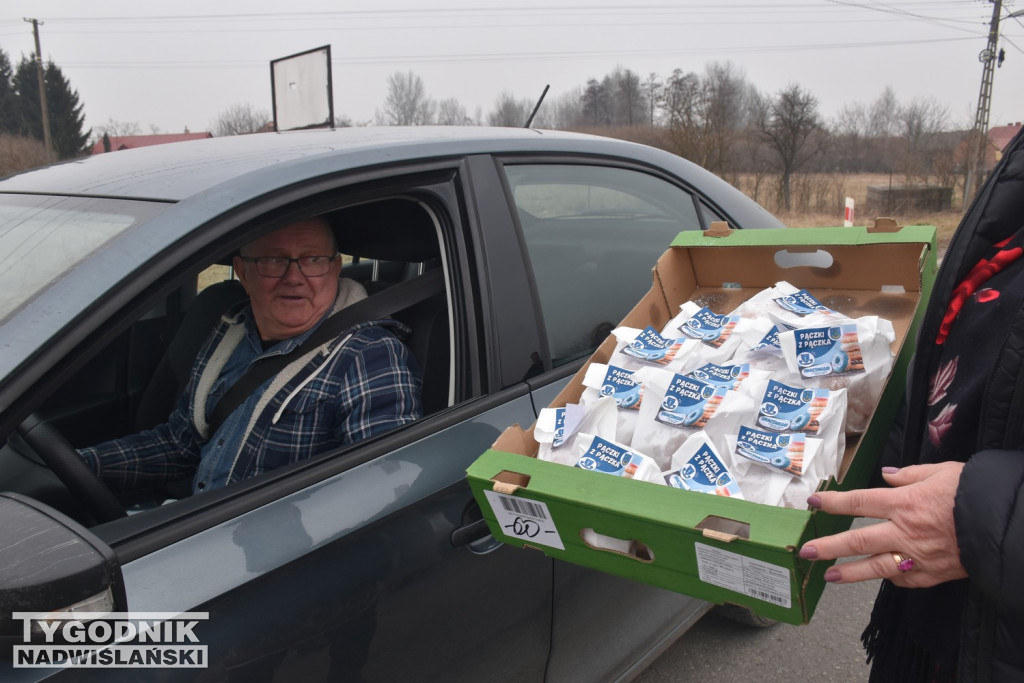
left=580, top=363, right=645, bottom=444
left=734, top=281, right=842, bottom=329
left=778, top=315, right=895, bottom=434
left=738, top=377, right=848, bottom=475
left=723, top=429, right=825, bottom=507
left=536, top=398, right=616, bottom=466
left=663, top=432, right=744, bottom=499
left=580, top=528, right=635, bottom=555
left=662, top=303, right=777, bottom=369
left=730, top=322, right=798, bottom=376
left=609, top=325, right=701, bottom=375
left=629, top=366, right=753, bottom=471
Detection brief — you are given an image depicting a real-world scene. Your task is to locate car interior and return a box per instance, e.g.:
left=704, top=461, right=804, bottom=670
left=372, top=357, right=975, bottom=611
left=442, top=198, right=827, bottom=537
left=2, top=194, right=453, bottom=528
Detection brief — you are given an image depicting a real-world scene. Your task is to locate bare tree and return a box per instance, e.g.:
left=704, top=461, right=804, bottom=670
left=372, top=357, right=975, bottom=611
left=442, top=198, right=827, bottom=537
left=868, top=86, right=899, bottom=139
left=211, top=103, right=270, bottom=136
left=662, top=63, right=749, bottom=175
left=535, top=87, right=584, bottom=130
left=663, top=68, right=703, bottom=161
left=436, top=97, right=472, bottom=126
left=488, top=92, right=532, bottom=127
left=895, top=96, right=949, bottom=184
left=831, top=103, right=870, bottom=173
left=702, top=61, right=748, bottom=174
left=379, top=71, right=435, bottom=125
left=581, top=78, right=611, bottom=126
left=610, top=67, right=644, bottom=126
left=644, top=72, right=662, bottom=126
left=94, top=118, right=143, bottom=139
left=753, top=84, right=827, bottom=211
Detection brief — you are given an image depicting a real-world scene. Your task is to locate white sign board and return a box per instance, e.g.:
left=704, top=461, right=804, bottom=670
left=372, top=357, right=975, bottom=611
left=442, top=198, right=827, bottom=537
left=271, top=45, right=333, bottom=132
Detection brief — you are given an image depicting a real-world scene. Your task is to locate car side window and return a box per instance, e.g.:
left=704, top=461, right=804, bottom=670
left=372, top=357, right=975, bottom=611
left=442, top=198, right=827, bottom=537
left=504, top=164, right=703, bottom=366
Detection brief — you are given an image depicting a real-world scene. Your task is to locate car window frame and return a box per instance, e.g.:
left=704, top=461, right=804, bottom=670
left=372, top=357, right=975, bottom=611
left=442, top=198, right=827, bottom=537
left=2, top=160, right=499, bottom=561
left=490, top=153, right=732, bottom=373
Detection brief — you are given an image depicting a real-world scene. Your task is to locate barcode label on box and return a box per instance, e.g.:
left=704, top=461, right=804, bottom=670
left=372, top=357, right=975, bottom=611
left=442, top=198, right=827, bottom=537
left=694, top=542, right=791, bottom=608
left=484, top=490, right=565, bottom=550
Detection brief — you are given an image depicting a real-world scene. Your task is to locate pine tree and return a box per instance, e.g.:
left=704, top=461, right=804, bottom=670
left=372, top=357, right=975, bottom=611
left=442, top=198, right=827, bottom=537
left=13, top=54, right=91, bottom=159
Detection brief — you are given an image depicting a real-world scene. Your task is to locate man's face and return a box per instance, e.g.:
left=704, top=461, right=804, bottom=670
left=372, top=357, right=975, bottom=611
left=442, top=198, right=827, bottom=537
left=234, top=219, right=341, bottom=342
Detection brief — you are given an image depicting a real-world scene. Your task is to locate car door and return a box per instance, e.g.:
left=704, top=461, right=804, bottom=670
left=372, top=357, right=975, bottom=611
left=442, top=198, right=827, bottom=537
left=6, top=165, right=556, bottom=682
left=480, top=157, right=730, bottom=679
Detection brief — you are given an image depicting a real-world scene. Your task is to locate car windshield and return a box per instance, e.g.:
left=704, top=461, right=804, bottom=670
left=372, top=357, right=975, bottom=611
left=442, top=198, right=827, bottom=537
left=0, top=194, right=168, bottom=325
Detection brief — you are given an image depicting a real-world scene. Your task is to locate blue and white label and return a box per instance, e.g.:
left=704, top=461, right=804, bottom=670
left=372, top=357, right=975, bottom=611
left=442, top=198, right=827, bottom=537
left=751, top=325, right=786, bottom=355
left=735, top=426, right=806, bottom=476
left=688, top=362, right=749, bottom=390
left=774, top=289, right=835, bottom=317
left=621, top=326, right=683, bottom=365
left=656, top=374, right=727, bottom=429
left=576, top=436, right=647, bottom=478
left=793, top=324, right=865, bottom=378
left=664, top=443, right=743, bottom=497
left=597, top=364, right=644, bottom=409
left=678, top=307, right=739, bottom=348
left=550, top=408, right=568, bottom=448
left=756, top=379, right=830, bottom=435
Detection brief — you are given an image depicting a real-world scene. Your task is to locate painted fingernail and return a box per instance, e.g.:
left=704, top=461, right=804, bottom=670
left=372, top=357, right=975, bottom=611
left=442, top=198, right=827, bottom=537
left=806, top=495, right=822, bottom=510
left=824, top=568, right=841, bottom=582
left=799, top=545, right=818, bottom=560
left=881, top=466, right=900, bottom=474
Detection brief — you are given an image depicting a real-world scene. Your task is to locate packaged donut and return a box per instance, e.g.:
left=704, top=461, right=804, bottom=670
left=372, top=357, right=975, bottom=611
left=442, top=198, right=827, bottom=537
left=739, top=378, right=847, bottom=473
left=580, top=362, right=645, bottom=444
left=574, top=433, right=662, bottom=484
left=629, top=366, right=751, bottom=471
left=536, top=397, right=616, bottom=467
left=663, top=432, right=744, bottom=498
left=777, top=316, right=895, bottom=433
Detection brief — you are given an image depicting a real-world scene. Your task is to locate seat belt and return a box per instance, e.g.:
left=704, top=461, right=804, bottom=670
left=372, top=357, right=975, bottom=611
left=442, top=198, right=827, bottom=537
left=206, top=268, right=444, bottom=437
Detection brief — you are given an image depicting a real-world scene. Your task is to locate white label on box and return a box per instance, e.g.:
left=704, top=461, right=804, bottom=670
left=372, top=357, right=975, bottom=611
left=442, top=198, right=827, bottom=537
left=694, top=542, right=791, bottom=608
left=484, top=490, right=565, bottom=550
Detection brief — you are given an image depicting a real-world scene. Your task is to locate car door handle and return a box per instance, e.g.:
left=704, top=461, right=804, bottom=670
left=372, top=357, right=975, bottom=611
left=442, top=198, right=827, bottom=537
left=450, top=518, right=492, bottom=547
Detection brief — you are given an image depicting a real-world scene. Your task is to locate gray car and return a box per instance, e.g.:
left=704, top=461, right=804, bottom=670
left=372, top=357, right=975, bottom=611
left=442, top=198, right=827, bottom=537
left=0, top=127, right=783, bottom=681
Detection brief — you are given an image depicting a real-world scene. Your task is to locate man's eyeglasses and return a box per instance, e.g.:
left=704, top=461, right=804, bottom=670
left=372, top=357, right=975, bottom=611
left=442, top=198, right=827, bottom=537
left=242, top=255, right=338, bottom=278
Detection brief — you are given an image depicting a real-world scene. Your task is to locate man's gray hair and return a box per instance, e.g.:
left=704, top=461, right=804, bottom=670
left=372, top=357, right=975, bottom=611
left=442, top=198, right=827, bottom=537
left=239, top=216, right=337, bottom=257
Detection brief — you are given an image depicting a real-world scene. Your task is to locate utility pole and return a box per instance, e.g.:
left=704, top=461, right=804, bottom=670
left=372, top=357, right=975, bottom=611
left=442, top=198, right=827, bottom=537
left=966, top=0, right=1002, bottom=204
left=24, top=17, right=54, bottom=161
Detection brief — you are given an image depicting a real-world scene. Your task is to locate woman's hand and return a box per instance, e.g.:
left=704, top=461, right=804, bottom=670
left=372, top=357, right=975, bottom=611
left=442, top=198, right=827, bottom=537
left=798, top=462, right=968, bottom=588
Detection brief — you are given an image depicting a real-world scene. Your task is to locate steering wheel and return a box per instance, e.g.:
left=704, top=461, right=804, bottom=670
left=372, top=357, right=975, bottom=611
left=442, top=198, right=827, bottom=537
left=17, top=414, right=127, bottom=524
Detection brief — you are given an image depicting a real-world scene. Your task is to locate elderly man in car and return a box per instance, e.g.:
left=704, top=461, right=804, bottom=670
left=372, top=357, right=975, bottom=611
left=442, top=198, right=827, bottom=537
left=78, top=216, right=423, bottom=493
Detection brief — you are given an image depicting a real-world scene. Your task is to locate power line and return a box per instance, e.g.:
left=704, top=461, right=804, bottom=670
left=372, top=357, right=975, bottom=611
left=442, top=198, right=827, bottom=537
left=50, top=35, right=980, bottom=71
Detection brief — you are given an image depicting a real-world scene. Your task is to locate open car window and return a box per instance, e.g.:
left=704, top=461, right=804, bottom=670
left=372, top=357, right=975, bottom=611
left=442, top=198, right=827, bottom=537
left=1, top=186, right=456, bottom=536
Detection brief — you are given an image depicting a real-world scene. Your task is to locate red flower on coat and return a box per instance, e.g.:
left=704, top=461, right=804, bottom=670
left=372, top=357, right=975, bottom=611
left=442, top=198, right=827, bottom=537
left=928, top=357, right=958, bottom=406
left=928, top=403, right=956, bottom=447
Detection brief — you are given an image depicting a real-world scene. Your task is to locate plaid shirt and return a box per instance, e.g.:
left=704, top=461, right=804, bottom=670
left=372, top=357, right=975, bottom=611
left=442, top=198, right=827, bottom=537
left=80, top=306, right=422, bottom=493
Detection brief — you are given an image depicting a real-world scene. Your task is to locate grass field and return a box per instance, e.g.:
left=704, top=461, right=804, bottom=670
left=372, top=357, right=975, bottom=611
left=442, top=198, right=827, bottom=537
left=741, top=172, right=964, bottom=256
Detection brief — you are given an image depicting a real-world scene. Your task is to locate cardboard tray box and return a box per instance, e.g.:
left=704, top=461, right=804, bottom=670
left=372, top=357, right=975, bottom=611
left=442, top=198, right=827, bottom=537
left=466, top=224, right=938, bottom=625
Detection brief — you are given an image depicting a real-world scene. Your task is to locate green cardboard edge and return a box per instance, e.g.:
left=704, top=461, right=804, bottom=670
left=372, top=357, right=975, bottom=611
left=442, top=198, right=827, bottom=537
left=466, top=452, right=814, bottom=624
left=672, top=224, right=936, bottom=248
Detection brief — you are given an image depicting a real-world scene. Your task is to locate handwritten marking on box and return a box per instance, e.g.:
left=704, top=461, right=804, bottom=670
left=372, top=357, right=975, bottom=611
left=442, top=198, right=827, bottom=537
left=484, top=490, right=565, bottom=550
left=695, top=542, right=791, bottom=608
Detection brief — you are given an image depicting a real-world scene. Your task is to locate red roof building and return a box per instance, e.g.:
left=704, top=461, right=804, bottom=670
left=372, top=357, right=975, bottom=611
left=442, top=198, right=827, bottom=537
left=988, top=123, right=1023, bottom=164
left=91, top=132, right=213, bottom=155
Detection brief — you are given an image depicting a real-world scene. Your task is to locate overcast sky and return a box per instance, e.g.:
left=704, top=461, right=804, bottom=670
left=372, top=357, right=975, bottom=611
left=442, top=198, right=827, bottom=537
left=2, top=1, right=1023, bottom=137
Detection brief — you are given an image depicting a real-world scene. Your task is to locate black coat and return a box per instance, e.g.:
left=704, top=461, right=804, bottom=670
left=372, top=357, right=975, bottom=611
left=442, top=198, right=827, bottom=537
left=880, top=127, right=1024, bottom=681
